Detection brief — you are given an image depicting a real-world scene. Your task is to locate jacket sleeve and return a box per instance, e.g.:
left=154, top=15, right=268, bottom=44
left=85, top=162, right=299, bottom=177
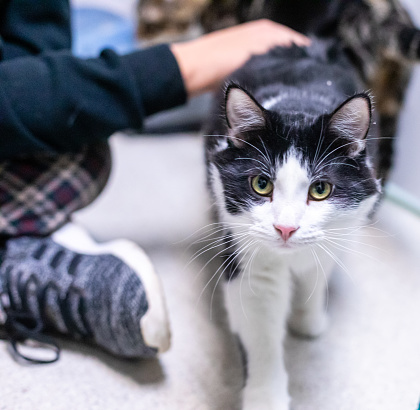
left=0, top=44, right=187, bottom=159
left=0, top=0, right=72, bottom=59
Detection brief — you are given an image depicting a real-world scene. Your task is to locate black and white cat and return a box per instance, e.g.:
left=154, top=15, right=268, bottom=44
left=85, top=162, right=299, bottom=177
left=205, top=42, right=381, bottom=409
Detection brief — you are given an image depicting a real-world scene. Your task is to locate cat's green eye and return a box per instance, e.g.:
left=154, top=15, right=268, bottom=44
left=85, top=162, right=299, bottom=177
left=309, top=181, right=332, bottom=201
left=251, top=175, right=273, bottom=196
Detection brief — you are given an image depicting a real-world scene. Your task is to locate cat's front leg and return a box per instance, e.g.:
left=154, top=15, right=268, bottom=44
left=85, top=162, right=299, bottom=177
left=225, top=263, right=292, bottom=410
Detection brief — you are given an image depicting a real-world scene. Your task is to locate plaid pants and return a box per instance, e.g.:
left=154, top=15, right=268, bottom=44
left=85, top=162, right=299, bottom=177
left=0, top=143, right=111, bottom=238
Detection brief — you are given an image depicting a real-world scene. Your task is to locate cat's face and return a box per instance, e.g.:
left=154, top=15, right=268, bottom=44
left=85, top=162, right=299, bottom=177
left=209, top=85, right=381, bottom=253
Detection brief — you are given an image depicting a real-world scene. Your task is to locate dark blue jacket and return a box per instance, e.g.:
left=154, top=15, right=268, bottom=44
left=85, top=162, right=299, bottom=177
left=0, top=0, right=187, bottom=159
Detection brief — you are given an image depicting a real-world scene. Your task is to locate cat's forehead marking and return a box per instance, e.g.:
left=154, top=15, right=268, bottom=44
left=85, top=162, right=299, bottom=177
left=270, top=149, right=310, bottom=227
left=274, top=149, right=310, bottom=197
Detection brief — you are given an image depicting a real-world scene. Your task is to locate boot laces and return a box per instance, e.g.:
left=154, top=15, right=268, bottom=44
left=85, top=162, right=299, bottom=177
left=0, top=267, right=92, bottom=364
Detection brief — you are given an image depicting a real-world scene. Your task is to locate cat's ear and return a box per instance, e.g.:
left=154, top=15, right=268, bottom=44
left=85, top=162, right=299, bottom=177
left=328, top=94, right=372, bottom=156
left=225, top=84, right=266, bottom=147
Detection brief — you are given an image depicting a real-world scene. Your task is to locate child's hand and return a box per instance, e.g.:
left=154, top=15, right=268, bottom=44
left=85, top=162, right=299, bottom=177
left=171, top=20, right=310, bottom=96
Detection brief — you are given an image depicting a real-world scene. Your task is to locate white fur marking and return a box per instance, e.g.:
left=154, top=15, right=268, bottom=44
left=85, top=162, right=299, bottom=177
left=262, top=95, right=284, bottom=110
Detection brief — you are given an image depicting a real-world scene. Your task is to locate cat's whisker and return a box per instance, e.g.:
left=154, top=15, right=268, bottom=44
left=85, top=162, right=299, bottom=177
left=243, top=166, right=267, bottom=174
left=324, top=219, right=390, bottom=236
left=224, top=241, right=259, bottom=319
left=325, top=234, right=387, bottom=250
left=227, top=242, right=259, bottom=288
left=194, top=236, right=252, bottom=308
left=174, top=220, right=242, bottom=245
left=258, top=135, right=273, bottom=167
left=364, top=136, right=394, bottom=142
left=315, top=161, right=359, bottom=173
left=202, top=134, right=229, bottom=138
left=201, top=237, right=253, bottom=315
left=187, top=231, right=251, bottom=269
left=284, top=124, right=293, bottom=141
left=182, top=224, right=247, bottom=247
left=190, top=231, right=251, bottom=257
left=313, top=114, right=325, bottom=165
left=228, top=135, right=273, bottom=165
left=323, top=237, right=384, bottom=266
left=317, top=242, right=356, bottom=284
left=348, top=179, right=375, bottom=189
left=189, top=224, right=253, bottom=246
left=314, top=154, right=355, bottom=168
left=313, top=134, right=346, bottom=170
left=327, top=230, right=393, bottom=239
left=189, top=227, right=249, bottom=252
left=326, top=229, right=392, bottom=239
left=239, top=242, right=261, bottom=321
left=246, top=244, right=262, bottom=297
left=235, top=157, right=271, bottom=174
left=311, top=245, right=330, bottom=312
left=323, top=217, right=382, bottom=231
left=307, top=246, right=321, bottom=304
left=185, top=230, right=250, bottom=274
left=314, top=139, right=365, bottom=173
left=210, top=239, right=259, bottom=320
left=191, top=230, right=249, bottom=246
left=175, top=221, right=224, bottom=241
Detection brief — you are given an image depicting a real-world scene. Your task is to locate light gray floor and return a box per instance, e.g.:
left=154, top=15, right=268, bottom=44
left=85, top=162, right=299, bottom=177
left=2, top=133, right=420, bottom=410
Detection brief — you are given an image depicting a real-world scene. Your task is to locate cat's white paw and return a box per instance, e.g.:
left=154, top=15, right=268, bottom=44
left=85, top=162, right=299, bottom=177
left=243, top=398, right=290, bottom=410
left=243, top=388, right=290, bottom=410
left=288, top=309, right=328, bottom=338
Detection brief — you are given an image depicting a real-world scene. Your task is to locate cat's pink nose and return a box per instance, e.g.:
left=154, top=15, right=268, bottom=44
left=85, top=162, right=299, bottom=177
left=274, top=225, right=299, bottom=241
